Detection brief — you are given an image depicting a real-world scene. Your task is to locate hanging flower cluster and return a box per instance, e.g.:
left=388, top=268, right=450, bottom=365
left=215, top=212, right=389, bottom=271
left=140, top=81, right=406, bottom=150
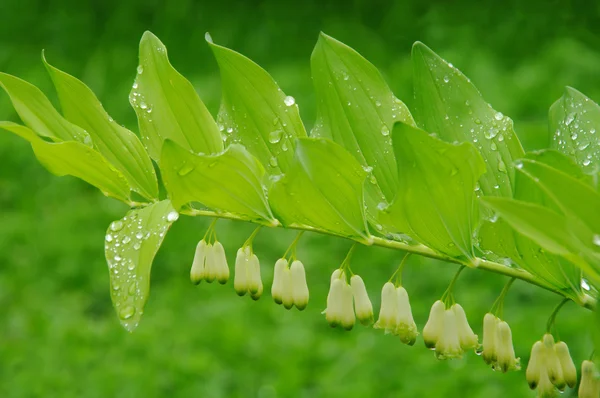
left=526, top=334, right=577, bottom=396
left=188, top=223, right=594, bottom=394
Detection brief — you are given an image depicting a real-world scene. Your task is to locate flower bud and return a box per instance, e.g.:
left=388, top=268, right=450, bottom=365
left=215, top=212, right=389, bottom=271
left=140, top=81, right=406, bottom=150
left=271, top=258, right=287, bottom=305
left=395, top=287, right=418, bottom=345
left=233, top=247, right=248, bottom=296
left=251, top=282, right=263, bottom=301
left=212, top=241, right=229, bottom=284
left=281, top=266, right=294, bottom=309
left=543, top=334, right=565, bottom=390
left=537, top=371, right=556, bottom=398
left=190, top=240, right=207, bottom=285
left=554, top=341, right=577, bottom=388
left=579, top=360, right=600, bottom=398
left=423, top=300, right=445, bottom=349
left=374, top=282, right=398, bottom=333
left=291, top=260, right=309, bottom=310
left=495, top=321, right=520, bottom=372
left=340, top=282, right=355, bottom=331
left=482, top=313, right=499, bottom=365
left=247, top=252, right=262, bottom=297
left=452, top=303, right=478, bottom=350
left=325, top=278, right=345, bottom=327
left=526, top=341, right=545, bottom=389
left=350, top=275, right=373, bottom=325
left=435, top=309, right=463, bottom=360
left=204, top=243, right=217, bottom=283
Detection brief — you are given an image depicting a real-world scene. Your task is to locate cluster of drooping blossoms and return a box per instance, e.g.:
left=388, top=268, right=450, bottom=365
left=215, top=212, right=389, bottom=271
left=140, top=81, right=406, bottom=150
left=481, top=313, right=520, bottom=372
left=526, top=334, right=577, bottom=396
left=579, top=360, right=600, bottom=398
left=422, top=300, right=479, bottom=359
left=190, top=239, right=230, bottom=285
left=323, top=269, right=374, bottom=330
left=373, top=282, right=419, bottom=345
left=233, top=245, right=263, bottom=300
left=271, top=258, right=309, bottom=310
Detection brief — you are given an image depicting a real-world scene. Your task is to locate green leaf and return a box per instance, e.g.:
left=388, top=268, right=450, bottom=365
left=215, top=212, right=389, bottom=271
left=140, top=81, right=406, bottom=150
left=481, top=197, right=599, bottom=285
left=43, top=55, right=158, bottom=200
left=130, top=31, right=223, bottom=160
left=104, top=200, right=178, bottom=332
left=269, top=137, right=370, bottom=242
left=160, top=140, right=275, bottom=224
left=310, top=33, right=415, bottom=205
left=0, top=122, right=130, bottom=202
left=208, top=35, right=307, bottom=173
left=412, top=42, right=524, bottom=198
left=550, top=87, right=600, bottom=182
left=0, top=72, right=90, bottom=143
left=386, top=122, right=485, bottom=259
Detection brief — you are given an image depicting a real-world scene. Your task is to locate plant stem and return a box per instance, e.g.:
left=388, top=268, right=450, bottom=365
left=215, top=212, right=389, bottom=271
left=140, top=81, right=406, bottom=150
left=181, top=208, right=597, bottom=311
left=546, top=298, right=570, bottom=333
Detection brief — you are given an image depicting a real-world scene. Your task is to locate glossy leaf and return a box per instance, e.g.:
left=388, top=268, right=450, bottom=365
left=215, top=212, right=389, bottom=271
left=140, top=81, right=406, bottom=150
left=104, top=200, right=178, bottom=332
left=0, top=72, right=90, bottom=143
left=412, top=42, right=524, bottom=198
left=269, top=137, right=370, bottom=242
left=0, top=122, right=130, bottom=202
left=482, top=197, right=600, bottom=285
left=43, top=55, right=158, bottom=200
left=130, top=31, right=223, bottom=160
left=310, top=33, right=414, bottom=205
left=161, top=140, right=275, bottom=224
left=550, top=87, right=600, bottom=182
left=386, top=122, right=485, bottom=259
left=208, top=35, right=307, bottom=173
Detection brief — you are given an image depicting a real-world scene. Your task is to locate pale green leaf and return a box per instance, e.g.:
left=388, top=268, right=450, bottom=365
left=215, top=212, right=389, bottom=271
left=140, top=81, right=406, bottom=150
left=105, top=200, right=178, bottom=332
left=269, top=137, right=370, bottom=242
left=412, top=42, right=524, bottom=198
left=386, top=122, right=485, bottom=259
left=0, top=121, right=130, bottom=202
left=310, top=33, right=415, bottom=207
left=0, top=72, right=89, bottom=143
left=208, top=35, right=307, bottom=173
left=130, top=31, right=223, bottom=160
left=43, top=55, right=158, bottom=200
left=160, top=140, right=275, bottom=224
left=550, top=87, right=600, bottom=183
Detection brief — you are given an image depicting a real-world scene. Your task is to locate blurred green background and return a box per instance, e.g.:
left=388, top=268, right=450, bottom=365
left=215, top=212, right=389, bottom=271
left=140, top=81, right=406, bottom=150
left=0, top=0, right=598, bottom=397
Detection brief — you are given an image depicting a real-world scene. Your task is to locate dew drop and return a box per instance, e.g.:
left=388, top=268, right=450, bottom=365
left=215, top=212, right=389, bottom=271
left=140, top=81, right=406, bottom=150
left=178, top=164, right=195, bottom=176
left=119, top=305, right=136, bottom=320
left=106, top=234, right=114, bottom=242
left=132, top=82, right=138, bottom=89
left=284, top=96, right=295, bottom=106
left=166, top=211, right=179, bottom=223
left=494, top=112, right=504, bottom=121
left=375, top=100, right=382, bottom=107
left=110, top=221, right=124, bottom=232
left=269, top=157, right=279, bottom=167
left=137, top=65, right=144, bottom=75
left=226, top=127, right=234, bottom=134
left=593, top=234, right=600, bottom=247
left=268, top=130, right=283, bottom=144
left=443, top=75, right=450, bottom=83
left=381, top=125, right=390, bottom=136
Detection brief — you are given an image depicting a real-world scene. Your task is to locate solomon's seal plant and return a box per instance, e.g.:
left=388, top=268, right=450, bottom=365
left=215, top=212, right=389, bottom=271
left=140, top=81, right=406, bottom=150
left=1, top=30, right=599, bottom=394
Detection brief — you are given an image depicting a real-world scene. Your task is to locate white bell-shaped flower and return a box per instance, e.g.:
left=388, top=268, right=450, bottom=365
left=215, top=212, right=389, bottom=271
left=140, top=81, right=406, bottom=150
left=554, top=341, right=577, bottom=388
left=395, top=286, right=418, bottom=345
left=374, top=282, right=398, bottom=334
left=233, top=247, right=249, bottom=296
left=204, top=243, right=217, bottom=283
left=271, top=258, right=287, bottom=305
left=495, top=320, right=520, bottom=372
left=481, top=313, right=499, bottom=365
left=322, top=269, right=343, bottom=318
left=247, top=251, right=262, bottom=299
left=350, top=275, right=373, bottom=325
left=537, top=370, right=556, bottom=398
left=340, top=282, right=355, bottom=331
left=452, top=303, right=478, bottom=350
left=579, top=360, right=600, bottom=398
left=526, top=341, right=545, bottom=389
left=423, top=300, right=445, bottom=349
left=281, top=265, right=294, bottom=309
left=212, top=241, right=229, bottom=284
left=435, top=309, right=463, bottom=359
left=542, top=334, right=565, bottom=390
left=291, top=260, right=309, bottom=310
left=325, top=278, right=345, bottom=327
left=190, top=239, right=207, bottom=285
